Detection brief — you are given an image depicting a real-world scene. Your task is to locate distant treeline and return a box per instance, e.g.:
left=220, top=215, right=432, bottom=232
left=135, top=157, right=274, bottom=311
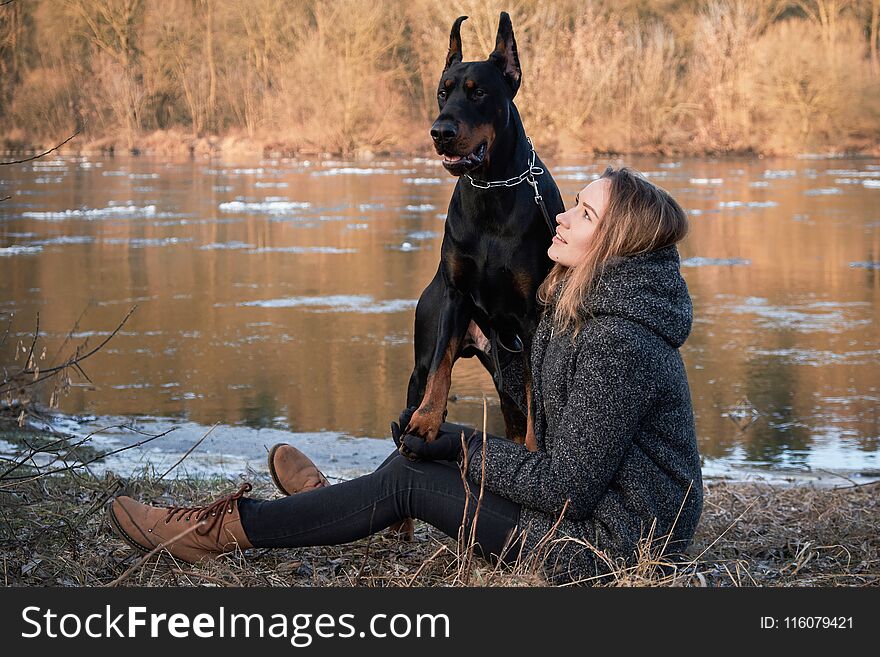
left=1, top=0, right=879, bottom=156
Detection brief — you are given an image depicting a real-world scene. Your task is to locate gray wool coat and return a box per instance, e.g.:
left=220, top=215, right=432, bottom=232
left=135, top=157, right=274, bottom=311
left=466, top=244, right=703, bottom=585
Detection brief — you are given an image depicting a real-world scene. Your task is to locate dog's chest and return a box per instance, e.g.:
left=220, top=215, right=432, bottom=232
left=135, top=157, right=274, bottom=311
left=444, top=243, right=529, bottom=300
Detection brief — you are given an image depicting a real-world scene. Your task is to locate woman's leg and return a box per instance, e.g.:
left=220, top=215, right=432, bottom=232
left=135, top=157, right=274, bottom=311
left=372, top=448, right=400, bottom=473
left=238, top=451, right=522, bottom=562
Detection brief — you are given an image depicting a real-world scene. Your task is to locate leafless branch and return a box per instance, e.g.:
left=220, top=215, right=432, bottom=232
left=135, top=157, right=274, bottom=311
left=0, top=424, right=178, bottom=486
left=0, top=129, right=81, bottom=166
left=51, top=302, right=93, bottom=364
left=23, top=312, right=39, bottom=372
left=106, top=523, right=204, bottom=587
left=0, top=304, right=137, bottom=394
left=0, top=422, right=131, bottom=480
left=156, top=422, right=219, bottom=481
left=0, top=314, right=12, bottom=349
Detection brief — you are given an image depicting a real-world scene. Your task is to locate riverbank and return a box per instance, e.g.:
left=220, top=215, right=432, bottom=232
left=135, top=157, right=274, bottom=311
left=1, top=416, right=877, bottom=587
left=4, top=127, right=880, bottom=163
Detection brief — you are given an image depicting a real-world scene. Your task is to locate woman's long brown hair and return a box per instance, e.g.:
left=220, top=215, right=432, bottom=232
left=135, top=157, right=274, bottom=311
left=537, top=166, right=689, bottom=338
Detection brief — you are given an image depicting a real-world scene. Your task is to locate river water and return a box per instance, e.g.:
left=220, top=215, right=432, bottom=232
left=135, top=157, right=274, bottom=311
left=1, top=153, right=877, bottom=484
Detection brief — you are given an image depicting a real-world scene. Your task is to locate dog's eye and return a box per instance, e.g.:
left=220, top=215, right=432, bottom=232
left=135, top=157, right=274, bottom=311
left=438, top=90, right=447, bottom=101
left=473, top=89, right=486, bottom=98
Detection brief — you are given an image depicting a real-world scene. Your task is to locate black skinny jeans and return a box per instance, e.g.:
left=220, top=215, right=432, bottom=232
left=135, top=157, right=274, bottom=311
left=238, top=429, right=523, bottom=563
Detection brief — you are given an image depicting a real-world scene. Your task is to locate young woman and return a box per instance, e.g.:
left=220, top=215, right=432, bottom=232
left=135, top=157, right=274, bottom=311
left=107, top=166, right=703, bottom=585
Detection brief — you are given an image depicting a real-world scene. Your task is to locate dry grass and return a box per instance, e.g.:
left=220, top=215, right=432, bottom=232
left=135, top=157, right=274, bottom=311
left=1, top=419, right=877, bottom=588
left=687, top=480, right=880, bottom=587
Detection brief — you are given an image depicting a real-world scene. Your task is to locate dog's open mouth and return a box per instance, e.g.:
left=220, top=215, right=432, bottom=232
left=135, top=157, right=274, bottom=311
left=441, top=142, right=487, bottom=175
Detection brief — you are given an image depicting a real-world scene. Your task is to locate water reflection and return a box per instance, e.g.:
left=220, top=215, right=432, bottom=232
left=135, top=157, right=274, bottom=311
left=1, top=154, right=877, bottom=480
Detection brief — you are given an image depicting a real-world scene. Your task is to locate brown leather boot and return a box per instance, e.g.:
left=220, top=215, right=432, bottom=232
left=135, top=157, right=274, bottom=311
left=107, top=483, right=254, bottom=564
left=267, top=443, right=330, bottom=496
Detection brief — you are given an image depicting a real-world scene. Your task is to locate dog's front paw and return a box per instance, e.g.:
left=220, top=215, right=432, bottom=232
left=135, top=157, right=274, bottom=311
left=405, top=407, right=442, bottom=443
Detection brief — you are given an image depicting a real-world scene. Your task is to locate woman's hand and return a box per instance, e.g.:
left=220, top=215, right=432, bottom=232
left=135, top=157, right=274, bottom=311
left=391, top=414, right=485, bottom=464
left=390, top=406, right=417, bottom=450
left=399, top=429, right=464, bottom=462
left=392, top=412, right=462, bottom=461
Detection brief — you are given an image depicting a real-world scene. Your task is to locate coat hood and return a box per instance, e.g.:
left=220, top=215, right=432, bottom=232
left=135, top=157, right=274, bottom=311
left=585, top=245, right=693, bottom=348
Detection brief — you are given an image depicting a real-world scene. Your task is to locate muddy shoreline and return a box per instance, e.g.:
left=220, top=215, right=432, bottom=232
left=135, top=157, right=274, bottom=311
left=5, top=129, right=880, bottom=163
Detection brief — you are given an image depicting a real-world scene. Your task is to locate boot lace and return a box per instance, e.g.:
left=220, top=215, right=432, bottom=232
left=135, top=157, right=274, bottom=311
left=164, top=482, right=252, bottom=536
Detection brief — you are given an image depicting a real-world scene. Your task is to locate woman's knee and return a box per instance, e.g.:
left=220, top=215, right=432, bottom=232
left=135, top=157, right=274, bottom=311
left=373, top=453, right=467, bottom=513
left=372, top=452, right=424, bottom=500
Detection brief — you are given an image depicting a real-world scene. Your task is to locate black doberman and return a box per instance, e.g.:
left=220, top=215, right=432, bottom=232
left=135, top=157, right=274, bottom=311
left=404, top=12, right=564, bottom=451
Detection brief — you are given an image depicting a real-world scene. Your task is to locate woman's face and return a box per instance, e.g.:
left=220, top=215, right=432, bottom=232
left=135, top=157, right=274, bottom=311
left=547, top=177, right=610, bottom=267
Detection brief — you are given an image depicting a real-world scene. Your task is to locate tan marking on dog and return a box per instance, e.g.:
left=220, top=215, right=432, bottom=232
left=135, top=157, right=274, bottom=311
left=387, top=518, right=414, bottom=541
left=465, top=320, right=490, bottom=352
left=471, top=124, right=495, bottom=144
left=465, top=79, right=475, bottom=91
left=463, top=124, right=495, bottom=166
left=443, top=253, right=465, bottom=287
left=524, top=373, right=537, bottom=451
left=408, top=340, right=459, bottom=442
left=513, top=269, right=534, bottom=300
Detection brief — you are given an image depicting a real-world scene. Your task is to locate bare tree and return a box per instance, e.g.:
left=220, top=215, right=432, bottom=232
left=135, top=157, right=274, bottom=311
left=873, top=0, right=880, bottom=74
left=66, top=0, right=145, bottom=150
left=853, top=0, right=880, bottom=74
left=794, top=0, right=855, bottom=71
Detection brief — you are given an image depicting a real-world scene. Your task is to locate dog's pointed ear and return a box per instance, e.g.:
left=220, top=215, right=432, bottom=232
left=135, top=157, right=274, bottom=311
left=488, top=11, right=521, bottom=97
left=444, top=16, right=468, bottom=71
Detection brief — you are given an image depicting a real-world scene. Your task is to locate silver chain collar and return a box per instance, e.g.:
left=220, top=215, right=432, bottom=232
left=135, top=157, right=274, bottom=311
left=463, top=136, right=544, bottom=193
left=462, top=136, right=556, bottom=236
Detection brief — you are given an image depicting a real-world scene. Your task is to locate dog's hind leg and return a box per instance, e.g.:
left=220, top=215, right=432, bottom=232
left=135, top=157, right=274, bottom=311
left=495, top=365, right=537, bottom=450
left=499, top=390, right=528, bottom=444
left=523, top=364, right=537, bottom=451
left=490, top=334, right=538, bottom=450
left=494, top=347, right=530, bottom=446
